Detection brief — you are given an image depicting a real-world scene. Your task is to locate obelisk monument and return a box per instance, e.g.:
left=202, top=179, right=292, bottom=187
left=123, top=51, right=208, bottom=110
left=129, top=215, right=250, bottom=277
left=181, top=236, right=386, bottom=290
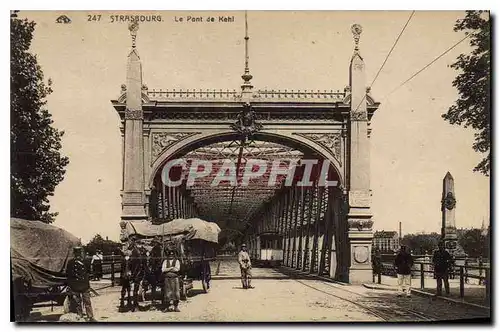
left=441, top=172, right=458, bottom=251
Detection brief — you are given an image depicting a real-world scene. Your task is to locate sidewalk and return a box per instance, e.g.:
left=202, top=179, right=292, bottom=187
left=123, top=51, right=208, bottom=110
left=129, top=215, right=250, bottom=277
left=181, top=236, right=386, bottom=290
left=365, top=275, right=490, bottom=308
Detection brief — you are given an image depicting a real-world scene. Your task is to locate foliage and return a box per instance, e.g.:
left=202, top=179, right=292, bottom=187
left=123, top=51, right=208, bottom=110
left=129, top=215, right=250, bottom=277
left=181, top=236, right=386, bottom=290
left=220, top=241, right=237, bottom=253
left=84, top=234, right=123, bottom=256
left=401, top=232, right=441, bottom=255
left=401, top=228, right=488, bottom=258
left=11, top=16, right=69, bottom=223
left=443, top=11, right=491, bottom=175
left=457, top=228, right=487, bottom=258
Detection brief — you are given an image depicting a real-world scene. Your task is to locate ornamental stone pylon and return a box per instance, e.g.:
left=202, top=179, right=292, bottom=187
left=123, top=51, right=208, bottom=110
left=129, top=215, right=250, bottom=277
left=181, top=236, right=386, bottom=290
left=441, top=172, right=458, bottom=251
left=346, top=24, right=373, bottom=284
left=122, top=21, right=147, bottom=220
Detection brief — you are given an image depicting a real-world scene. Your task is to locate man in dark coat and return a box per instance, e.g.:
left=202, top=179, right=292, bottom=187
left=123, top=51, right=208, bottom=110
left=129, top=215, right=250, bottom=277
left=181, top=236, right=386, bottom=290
left=119, top=249, right=132, bottom=312
left=371, top=247, right=382, bottom=283
left=128, top=240, right=145, bottom=311
left=149, top=237, right=163, bottom=306
left=432, top=241, right=452, bottom=296
left=66, top=246, right=96, bottom=321
left=394, top=245, right=413, bottom=297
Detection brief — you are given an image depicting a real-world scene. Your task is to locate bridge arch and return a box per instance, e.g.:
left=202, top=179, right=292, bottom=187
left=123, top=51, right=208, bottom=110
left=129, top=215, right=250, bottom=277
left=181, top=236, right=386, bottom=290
left=148, top=130, right=344, bottom=190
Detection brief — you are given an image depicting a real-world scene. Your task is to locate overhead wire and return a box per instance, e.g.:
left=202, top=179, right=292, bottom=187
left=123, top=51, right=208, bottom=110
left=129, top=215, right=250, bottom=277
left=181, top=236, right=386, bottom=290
left=369, top=11, right=416, bottom=88
left=352, top=11, right=415, bottom=113
left=382, top=32, right=473, bottom=101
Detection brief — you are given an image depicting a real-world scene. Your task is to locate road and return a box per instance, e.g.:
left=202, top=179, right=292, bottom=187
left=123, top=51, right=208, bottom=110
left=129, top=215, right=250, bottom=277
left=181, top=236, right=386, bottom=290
left=28, top=260, right=490, bottom=322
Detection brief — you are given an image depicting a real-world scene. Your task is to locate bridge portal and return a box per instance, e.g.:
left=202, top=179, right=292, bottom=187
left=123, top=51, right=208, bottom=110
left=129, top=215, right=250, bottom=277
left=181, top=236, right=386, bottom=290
left=111, top=21, right=379, bottom=283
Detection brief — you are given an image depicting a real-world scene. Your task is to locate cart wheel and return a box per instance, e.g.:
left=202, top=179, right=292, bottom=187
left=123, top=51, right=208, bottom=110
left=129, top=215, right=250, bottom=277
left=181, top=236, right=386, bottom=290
left=202, top=278, right=209, bottom=293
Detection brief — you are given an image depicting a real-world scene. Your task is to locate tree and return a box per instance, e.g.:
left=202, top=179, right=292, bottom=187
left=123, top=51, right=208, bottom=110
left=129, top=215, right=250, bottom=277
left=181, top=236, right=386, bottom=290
left=457, top=228, right=486, bottom=258
left=11, top=16, right=69, bottom=223
left=84, top=234, right=122, bottom=256
left=442, top=11, right=491, bottom=176
left=401, top=233, right=441, bottom=255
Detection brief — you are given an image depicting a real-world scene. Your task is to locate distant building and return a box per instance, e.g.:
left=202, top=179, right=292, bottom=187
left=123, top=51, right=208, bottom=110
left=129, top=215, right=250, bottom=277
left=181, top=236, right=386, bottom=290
left=373, top=231, right=400, bottom=253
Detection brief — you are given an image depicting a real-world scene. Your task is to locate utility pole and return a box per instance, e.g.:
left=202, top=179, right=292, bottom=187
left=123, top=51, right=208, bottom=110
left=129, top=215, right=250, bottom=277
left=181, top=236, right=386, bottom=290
left=399, top=221, right=402, bottom=242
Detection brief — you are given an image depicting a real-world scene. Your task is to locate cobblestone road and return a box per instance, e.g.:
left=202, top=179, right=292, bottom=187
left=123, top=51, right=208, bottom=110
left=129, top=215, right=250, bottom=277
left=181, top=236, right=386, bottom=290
left=29, top=261, right=490, bottom=322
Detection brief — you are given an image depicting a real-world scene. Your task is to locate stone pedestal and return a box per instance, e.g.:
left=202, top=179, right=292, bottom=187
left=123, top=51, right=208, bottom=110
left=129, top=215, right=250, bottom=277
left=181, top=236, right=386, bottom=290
left=347, top=190, right=373, bottom=284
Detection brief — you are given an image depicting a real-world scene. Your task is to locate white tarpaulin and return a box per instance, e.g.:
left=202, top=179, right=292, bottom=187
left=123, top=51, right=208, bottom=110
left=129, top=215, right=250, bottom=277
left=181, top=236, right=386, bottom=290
left=123, top=218, right=221, bottom=244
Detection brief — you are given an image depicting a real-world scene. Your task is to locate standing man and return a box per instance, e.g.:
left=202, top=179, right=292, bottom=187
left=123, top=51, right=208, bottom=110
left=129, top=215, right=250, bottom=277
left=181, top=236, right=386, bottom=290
left=128, top=240, right=145, bottom=312
left=66, top=246, right=96, bottom=322
left=394, top=245, right=413, bottom=297
left=432, top=241, right=452, bottom=296
left=119, top=249, right=132, bottom=312
left=238, top=244, right=253, bottom=289
left=161, top=249, right=181, bottom=312
left=371, top=247, right=382, bottom=284
left=149, top=237, right=163, bottom=306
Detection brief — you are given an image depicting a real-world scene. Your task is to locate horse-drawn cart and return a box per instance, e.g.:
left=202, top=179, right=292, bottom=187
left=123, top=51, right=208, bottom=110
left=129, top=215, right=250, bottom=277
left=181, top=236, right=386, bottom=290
left=121, top=218, right=220, bottom=300
left=10, top=218, right=81, bottom=320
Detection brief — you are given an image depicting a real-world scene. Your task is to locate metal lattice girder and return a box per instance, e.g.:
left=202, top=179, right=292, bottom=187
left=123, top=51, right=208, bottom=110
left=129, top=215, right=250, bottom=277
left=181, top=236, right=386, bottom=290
left=154, top=139, right=330, bottom=232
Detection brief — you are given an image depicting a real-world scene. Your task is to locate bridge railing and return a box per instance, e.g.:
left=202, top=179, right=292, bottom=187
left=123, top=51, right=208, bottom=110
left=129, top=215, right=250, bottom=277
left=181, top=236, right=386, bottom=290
left=372, top=259, right=491, bottom=302
left=94, top=254, right=121, bottom=287
left=146, top=88, right=346, bottom=102
left=148, top=89, right=240, bottom=100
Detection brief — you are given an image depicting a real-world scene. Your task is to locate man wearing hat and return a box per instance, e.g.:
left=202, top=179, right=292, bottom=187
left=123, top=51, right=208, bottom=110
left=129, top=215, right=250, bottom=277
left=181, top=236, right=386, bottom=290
left=128, top=239, right=145, bottom=312
left=432, top=241, right=452, bottom=296
left=66, top=246, right=96, bottom=321
left=238, top=244, right=253, bottom=289
left=161, top=249, right=181, bottom=312
left=149, top=237, right=163, bottom=306
left=393, top=245, right=414, bottom=297
left=119, top=248, right=133, bottom=312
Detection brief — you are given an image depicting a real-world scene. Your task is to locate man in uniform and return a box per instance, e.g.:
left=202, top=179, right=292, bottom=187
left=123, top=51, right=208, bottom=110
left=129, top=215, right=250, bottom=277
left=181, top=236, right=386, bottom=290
left=66, top=246, right=96, bottom=322
left=238, top=244, right=253, bottom=289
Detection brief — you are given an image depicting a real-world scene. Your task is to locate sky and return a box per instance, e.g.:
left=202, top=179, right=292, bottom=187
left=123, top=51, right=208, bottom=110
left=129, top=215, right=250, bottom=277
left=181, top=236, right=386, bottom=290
left=17, top=10, right=490, bottom=242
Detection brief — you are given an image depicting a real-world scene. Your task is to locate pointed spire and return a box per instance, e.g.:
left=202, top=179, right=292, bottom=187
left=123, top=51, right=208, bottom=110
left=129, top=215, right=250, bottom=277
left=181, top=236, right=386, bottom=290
left=125, top=20, right=143, bottom=113
left=241, top=11, right=253, bottom=91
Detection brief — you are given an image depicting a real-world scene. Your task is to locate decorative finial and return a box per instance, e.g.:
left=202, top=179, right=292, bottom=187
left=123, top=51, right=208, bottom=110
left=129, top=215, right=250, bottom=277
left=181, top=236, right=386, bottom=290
left=351, top=24, right=363, bottom=51
left=241, top=11, right=253, bottom=90
left=128, top=21, right=139, bottom=49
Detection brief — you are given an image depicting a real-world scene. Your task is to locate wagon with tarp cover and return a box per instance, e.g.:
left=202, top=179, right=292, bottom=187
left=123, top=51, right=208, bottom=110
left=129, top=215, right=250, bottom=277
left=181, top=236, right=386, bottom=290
left=10, top=218, right=81, bottom=320
left=120, top=218, right=220, bottom=298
